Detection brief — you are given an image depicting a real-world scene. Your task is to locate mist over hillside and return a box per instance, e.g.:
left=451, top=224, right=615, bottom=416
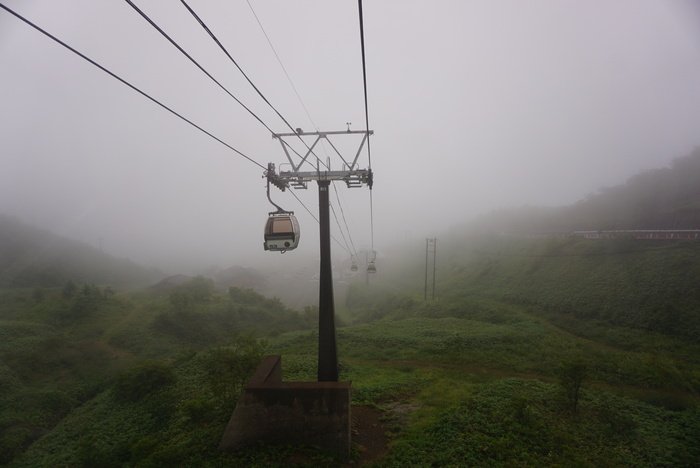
left=455, top=147, right=700, bottom=236
left=0, top=215, right=325, bottom=309
left=0, top=215, right=163, bottom=288
left=4, top=148, right=700, bottom=296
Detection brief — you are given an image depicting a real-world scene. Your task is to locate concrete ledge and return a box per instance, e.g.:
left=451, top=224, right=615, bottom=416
left=219, top=355, right=351, bottom=456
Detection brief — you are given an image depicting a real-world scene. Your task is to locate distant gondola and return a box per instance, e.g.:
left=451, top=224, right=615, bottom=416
left=367, top=261, right=377, bottom=273
left=263, top=212, right=300, bottom=252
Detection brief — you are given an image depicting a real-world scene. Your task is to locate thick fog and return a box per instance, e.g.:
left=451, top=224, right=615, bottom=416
left=2, top=0, right=700, bottom=273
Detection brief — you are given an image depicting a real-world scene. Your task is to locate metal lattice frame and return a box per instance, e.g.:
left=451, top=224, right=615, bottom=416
left=268, top=130, right=373, bottom=189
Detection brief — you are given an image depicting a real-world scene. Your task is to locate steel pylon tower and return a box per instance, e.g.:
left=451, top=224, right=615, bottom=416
left=267, top=129, right=373, bottom=382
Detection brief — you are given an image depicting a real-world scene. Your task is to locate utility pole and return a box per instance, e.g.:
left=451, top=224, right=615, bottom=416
left=424, top=239, right=428, bottom=300
left=267, top=129, right=373, bottom=382
left=424, top=238, right=437, bottom=300
left=432, top=238, right=437, bottom=300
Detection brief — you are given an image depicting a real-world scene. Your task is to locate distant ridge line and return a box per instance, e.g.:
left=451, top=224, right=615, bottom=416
left=497, top=229, right=700, bottom=240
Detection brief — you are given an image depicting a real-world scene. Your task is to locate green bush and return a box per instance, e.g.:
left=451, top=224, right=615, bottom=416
left=113, top=361, right=177, bottom=402
left=180, top=398, right=216, bottom=424
left=380, top=378, right=699, bottom=467
left=558, top=359, right=588, bottom=413
left=129, top=436, right=159, bottom=464
left=202, top=333, right=267, bottom=403
left=0, top=426, right=32, bottom=465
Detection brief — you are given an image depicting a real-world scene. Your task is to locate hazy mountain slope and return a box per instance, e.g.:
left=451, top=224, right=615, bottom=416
left=463, top=147, right=700, bottom=234
left=431, top=150, right=700, bottom=339
left=439, top=236, right=700, bottom=340
left=0, top=215, right=162, bottom=288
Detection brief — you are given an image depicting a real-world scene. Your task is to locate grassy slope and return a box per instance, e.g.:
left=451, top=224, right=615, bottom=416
left=274, top=289, right=700, bottom=466
left=0, top=284, right=315, bottom=466
left=439, top=236, right=700, bottom=340
left=3, top=236, right=700, bottom=466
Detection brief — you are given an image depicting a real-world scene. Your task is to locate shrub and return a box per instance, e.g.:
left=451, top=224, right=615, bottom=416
left=130, top=436, right=159, bottom=463
left=180, top=398, right=216, bottom=424
left=202, top=333, right=267, bottom=403
left=113, top=361, right=177, bottom=402
left=558, top=359, right=588, bottom=413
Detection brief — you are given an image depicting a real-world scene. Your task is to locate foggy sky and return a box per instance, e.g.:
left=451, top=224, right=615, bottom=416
left=2, top=0, right=700, bottom=273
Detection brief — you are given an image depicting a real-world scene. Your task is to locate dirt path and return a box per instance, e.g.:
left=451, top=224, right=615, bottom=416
left=349, top=405, right=390, bottom=466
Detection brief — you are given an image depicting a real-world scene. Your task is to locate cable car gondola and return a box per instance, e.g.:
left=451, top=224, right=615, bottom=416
left=366, top=250, right=377, bottom=273
left=263, top=170, right=300, bottom=253
left=264, top=211, right=300, bottom=253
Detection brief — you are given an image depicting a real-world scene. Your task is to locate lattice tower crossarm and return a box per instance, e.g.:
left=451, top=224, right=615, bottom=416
left=272, top=129, right=373, bottom=174
left=268, top=129, right=374, bottom=189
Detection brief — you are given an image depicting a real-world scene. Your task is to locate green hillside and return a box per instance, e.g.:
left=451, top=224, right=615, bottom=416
left=4, top=273, right=698, bottom=467
left=0, top=215, right=162, bottom=288
left=437, top=236, right=700, bottom=340
left=0, top=278, right=316, bottom=465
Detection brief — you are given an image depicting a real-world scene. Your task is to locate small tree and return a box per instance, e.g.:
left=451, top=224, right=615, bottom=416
left=113, top=360, right=177, bottom=402
left=168, top=289, right=191, bottom=312
left=102, top=285, right=115, bottom=299
left=32, top=287, right=45, bottom=302
left=202, top=332, right=267, bottom=403
left=62, top=280, right=77, bottom=299
left=558, top=359, right=588, bottom=413
left=184, top=276, right=214, bottom=302
left=69, top=284, right=102, bottom=319
left=169, top=276, right=215, bottom=313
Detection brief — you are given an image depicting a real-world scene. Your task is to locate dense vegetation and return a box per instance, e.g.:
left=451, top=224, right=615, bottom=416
left=0, top=278, right=316, bottom=466
left=1, top=151, right=699, bottom=466
left=2, top=240, right=699, bottom=466
left=437, top=236, right=700, bottom=340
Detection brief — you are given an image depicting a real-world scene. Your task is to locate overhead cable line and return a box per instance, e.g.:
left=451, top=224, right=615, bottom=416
left=0, top=2, right=265, bottom=171
left=333, top=182, right=359, bottom=259
left=179, top=0, right=363, bottom=254
left=288, top=189, right=350, bottom=254
left=357, top=0, right=375, bottom=252
left=126, top=0, right=323, bottom=220
left=245, top=0, right=318, bottom=132
left=142, top=0, right=349, bottom=251
left=244, top=0, right=337, bottom=176
left=243, top=1, right=362, bottom=257
left=1, top=1, right=326, bottom=249
left=179, top=0, right=328, bottom=171
left=329, top=182, right=359, bottom=259
left=247, top=0, right=360, bottom=248
left=330, top=202, right=354, bottom=257
left=357, top=0, right=372, bottom=171
left=368, top=190, right=375, bottom=251
left=124, top=0, right=276, bottom=136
